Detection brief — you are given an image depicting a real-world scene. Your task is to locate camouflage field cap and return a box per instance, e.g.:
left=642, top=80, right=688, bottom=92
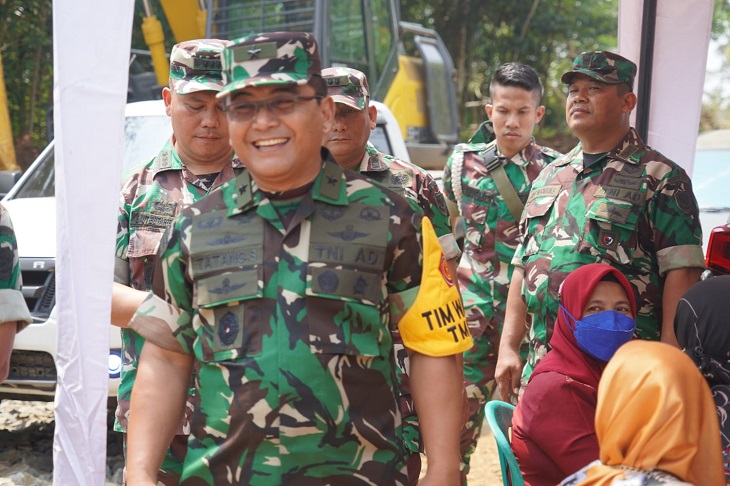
left=169, top=39, right=229, bottom=94
left=561, top=51, right=637, bottom=90
left=322, top=67, right=369, bottom=110
left=217, top=32, right=321, bottom=99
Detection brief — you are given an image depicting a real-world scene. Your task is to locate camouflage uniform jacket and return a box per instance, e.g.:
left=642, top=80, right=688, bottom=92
left=132, top=155, right=472, bottom=485
left=360, top=142, right=459, bottom=260
left=113, top=139, right=245, bottom=433
left=512, top=128, right=705, bottom=380
left=359, top=141, right=459, bottom=455
left=0, top=204, right=31, bottom=330
left=443, top=140, right=559, bottom=338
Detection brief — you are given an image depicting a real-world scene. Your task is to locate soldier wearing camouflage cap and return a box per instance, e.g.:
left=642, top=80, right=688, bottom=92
left=110, top=38, right=245, bottom=486
left=127, top=32, right=470, bottom=485
left=323, top=66, right=461, bottom=484
left=496, top=51, right=704, bottom=403
left=0, top=204, right=31, bottom=383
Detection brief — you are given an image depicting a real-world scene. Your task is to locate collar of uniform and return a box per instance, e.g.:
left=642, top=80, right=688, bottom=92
left=361, top=142, right=391, bottom=172
left=555, top=128, right=643, bottom=172
left=609, top=127, right=643, bottom=165
left=149, top=137, right=244, bottom=177
left=313, top=149, right=348, bottom=205
left=227, top=149, right=346, bottom=216
left=507, top=139, right=538, bottom=168
left=227, top=170, right=255, bottom=216
left=149, top=138, right=183, bottom=177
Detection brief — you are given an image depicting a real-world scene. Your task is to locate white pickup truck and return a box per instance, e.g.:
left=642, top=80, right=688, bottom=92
left=0, top=99, right=410, bottom=404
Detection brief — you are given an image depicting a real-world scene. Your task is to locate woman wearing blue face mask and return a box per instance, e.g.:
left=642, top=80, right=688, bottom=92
left=510, top=263, right=637, bottom=486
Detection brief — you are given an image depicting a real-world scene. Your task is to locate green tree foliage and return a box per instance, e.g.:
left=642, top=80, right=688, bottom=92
left=0, top=0, right=53, bottom=149
left=702, top=0, right=730, bottom=130
left=400, top=0, right=618, bottom=148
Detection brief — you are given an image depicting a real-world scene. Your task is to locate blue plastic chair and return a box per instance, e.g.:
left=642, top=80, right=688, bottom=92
left=484, top=400, right=525, bottom=486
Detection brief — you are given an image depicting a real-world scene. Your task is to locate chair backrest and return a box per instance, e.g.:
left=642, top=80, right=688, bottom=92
left=485, top=400, right=525, bottom=486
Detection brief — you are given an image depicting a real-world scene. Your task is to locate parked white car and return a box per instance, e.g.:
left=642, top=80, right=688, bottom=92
left=0, top=99, right=409, bottom=403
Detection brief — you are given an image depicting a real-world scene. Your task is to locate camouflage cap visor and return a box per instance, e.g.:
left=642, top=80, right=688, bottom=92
left=322, top=69, right=369, bottom=110
left=170, top=73, right=226, bottom=93
left=169, top=40, right=227, bottom=94
left=561, top=52, right=636, bottom=89
left=217, top=34, right=319, bottom=99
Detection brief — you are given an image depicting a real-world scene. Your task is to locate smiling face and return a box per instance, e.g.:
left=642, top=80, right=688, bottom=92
left=226, top=83, right=334, bottom=192
left=565, top=74, right=636, bottom=151
left=323, top=103, right=377, bottom=170
left=486, top=84, right=544, bottom=159
left=582, top=281, right=633, bottom=318
left=163, top=88, right=232, bottom=172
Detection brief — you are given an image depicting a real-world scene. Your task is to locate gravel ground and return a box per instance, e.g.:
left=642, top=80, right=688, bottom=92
left=0, top=400, right=502, bottom=485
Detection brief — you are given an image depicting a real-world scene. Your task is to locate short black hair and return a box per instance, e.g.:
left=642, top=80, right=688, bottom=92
left=489, top=62, right=543, bottom=103
left=600, top=273, right=621, bottom=284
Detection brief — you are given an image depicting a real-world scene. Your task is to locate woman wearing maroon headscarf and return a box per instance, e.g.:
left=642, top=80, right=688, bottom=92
left=510, top=263, right=637, bottom=486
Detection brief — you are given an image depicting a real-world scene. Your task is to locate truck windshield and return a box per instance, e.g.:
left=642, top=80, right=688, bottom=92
left=12, top=113, right=171, bottom=200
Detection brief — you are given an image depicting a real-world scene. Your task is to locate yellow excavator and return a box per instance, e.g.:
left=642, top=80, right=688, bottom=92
left=140, top=0, right=459, bottom=169
left=0, top=51, right=17, bottom=171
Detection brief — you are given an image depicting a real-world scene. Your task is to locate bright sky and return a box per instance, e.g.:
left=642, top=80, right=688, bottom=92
left=704, top=37, right=729, bottom=102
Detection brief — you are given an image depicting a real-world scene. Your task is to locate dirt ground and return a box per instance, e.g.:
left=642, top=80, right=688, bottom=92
left=420, top=428, right=504, bottom=485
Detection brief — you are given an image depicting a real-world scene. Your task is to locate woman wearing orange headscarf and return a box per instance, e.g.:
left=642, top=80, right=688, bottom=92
left=560, top=340, right=725, bottom=486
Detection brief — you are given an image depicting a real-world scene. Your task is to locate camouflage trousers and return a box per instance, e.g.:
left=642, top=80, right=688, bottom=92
left=122, top=432, right=187, bottom=485
left=459, top=320, right=499, bottom=481
left=459, top=318, right=528, bottom=483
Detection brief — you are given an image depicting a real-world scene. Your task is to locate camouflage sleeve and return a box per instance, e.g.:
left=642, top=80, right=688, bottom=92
left=390, top=216, right=472, bottom=356
left=0, top=205, right=31, bottom=330
left=114, top=177, right=134, bottom=285
left=649, top=167, right=705, bottom=275
left=129, top=217, right=194, bottom=354
left=414, top=171, right=460, bottom=260
left=442, top=154, right=456, bottom=203
left=510, top=240, right=527, bottom=269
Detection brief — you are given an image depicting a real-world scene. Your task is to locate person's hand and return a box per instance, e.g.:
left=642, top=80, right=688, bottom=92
left=495, top=346, right=522, bottom=402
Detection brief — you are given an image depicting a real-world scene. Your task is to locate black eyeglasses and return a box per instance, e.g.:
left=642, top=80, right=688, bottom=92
left=224, top=94, right=323, bottom=121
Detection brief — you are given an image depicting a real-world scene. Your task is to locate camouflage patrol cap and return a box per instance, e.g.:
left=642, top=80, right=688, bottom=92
left=217, top=32, right=321, bottom=99
left=169, top=39, right=229, bottom=94
left=561, top=51, right=637, bottom=90
left=322, top=67, right=370, bottom=110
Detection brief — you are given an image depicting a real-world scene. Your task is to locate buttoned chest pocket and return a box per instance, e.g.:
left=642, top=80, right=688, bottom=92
left=126, top=227, right=164, bottom=259
left=460, top=186, right=498, bottom=250
left=521, top=194, right=558, bottom=257
left=578, top=199, right=640, bottom=265
left=194, top=269, right=267, bottom=362
left=305, top=267, right=385, bottom=357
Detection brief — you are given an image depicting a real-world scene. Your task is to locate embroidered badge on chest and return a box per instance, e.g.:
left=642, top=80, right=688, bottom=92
left=318, top=270, right=340, bottom=293
left=218, top=311, right=240, bottom=346
left=598, top=229, right=619, bottom=251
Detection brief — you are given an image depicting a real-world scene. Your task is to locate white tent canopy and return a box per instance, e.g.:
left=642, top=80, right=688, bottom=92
left=618, top=0, right=714, bottom=175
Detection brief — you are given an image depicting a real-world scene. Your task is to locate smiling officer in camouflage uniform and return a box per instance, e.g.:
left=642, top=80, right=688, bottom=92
left=0, top=204, right=31, bottom=383
left=442, top=62, right=560, bottom=480
left=322, top=66, right=461, bottom=484
left=496, top=51, right=705, bottom=401
left=126, top=32, right=471, bottom=486
left=111, top=38, right=244, bottom=485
